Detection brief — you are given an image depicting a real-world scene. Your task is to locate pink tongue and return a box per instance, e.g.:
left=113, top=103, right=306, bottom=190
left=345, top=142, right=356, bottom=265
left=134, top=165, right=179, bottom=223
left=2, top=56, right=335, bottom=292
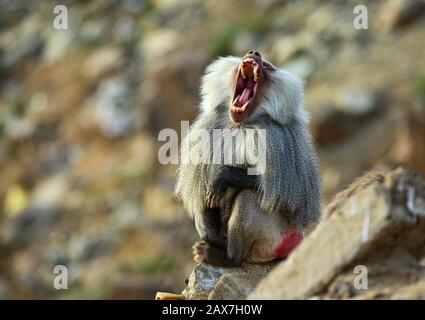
left=239, top=87, right=251, bottom=106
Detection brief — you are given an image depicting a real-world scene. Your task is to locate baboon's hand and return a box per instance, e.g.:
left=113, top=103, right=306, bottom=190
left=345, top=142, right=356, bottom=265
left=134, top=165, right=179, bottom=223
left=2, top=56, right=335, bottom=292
left=206, top=177, right=228, bottom=208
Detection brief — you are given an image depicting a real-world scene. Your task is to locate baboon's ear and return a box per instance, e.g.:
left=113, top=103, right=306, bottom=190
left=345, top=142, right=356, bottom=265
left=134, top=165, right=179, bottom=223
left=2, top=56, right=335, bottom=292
left=263, top=61, right=277, bottom=71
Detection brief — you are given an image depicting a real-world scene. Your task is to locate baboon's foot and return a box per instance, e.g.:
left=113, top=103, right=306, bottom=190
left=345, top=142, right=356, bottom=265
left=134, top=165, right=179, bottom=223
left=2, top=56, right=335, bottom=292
left=202, top=234, right=226, bottom=250
left=192, top=240, right=241, bottom=267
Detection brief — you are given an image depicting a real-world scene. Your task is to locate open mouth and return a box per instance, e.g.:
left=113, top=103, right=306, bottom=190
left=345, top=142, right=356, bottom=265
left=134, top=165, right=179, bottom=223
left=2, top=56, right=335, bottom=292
left=231, top=57, right=260, bottom=114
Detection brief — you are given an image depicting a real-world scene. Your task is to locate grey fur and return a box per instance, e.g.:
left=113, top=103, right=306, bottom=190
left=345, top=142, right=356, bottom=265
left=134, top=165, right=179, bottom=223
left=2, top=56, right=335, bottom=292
left=175, top=55, right=322, bottom=262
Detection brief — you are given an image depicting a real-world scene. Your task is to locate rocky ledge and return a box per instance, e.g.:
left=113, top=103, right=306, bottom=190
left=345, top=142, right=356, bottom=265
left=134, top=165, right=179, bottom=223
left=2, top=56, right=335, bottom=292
left=182, top=168, right=425, bottom=300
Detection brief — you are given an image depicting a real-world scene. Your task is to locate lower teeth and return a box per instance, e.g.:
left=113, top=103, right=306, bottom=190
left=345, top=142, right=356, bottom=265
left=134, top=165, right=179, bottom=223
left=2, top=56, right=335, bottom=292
left=231, top=101, right=249, bottom=113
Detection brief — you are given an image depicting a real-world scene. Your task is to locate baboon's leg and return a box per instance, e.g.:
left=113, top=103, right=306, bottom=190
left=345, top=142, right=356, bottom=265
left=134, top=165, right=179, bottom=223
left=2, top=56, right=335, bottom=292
left=194, top=190, right=257, bottom=267
left=194, top=207, right=226, bottom=248
left=226, top=190, right=257, bottom=265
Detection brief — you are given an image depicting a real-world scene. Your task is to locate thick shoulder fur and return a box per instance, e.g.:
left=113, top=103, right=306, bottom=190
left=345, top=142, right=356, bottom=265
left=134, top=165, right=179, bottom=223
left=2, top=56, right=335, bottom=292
left=175, top=111, right=220, bottom=219
left=257, top=68, right=309, bottom=126
left=257, top=115, right=321, bottom=228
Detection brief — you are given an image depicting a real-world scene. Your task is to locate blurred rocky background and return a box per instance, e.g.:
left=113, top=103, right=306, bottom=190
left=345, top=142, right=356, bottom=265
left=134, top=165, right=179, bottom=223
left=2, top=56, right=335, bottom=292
left=0, top=0, right=424, bottom=299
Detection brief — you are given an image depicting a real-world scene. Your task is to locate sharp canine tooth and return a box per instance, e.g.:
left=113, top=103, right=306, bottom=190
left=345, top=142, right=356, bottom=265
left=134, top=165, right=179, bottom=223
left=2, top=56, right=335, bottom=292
left=254, top=65, right=259, bottom=82
left=240, top=64, right=246, bottom=79
left=242, top=102, right=249, bottom=111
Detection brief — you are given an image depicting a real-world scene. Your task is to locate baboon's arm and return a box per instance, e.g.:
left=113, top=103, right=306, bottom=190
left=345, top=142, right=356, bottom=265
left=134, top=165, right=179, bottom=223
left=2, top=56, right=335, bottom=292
left=195, top=206, right=226, bottom=248
left=206, top=166, right=259, bottom=208
left=220, top=166, right=258, bottom=189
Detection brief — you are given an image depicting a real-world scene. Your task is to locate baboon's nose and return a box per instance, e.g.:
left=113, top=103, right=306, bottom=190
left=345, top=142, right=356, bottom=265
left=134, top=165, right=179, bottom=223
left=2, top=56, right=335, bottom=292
left=247, top=50, right=261, bottom=57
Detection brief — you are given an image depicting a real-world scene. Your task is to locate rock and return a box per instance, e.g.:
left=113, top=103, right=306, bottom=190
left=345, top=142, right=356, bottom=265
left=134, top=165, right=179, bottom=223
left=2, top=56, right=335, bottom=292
left=4, top=116, right=35, bottom=139
left=271, top=33, right=314, bottom=65
left=31, top=174, right=68, bottom=208
left=232, top=33, right=257, bottom=56
left=79, top=20, right=107, bottom=45
left=325, top=246, right=425, bottom=299
left=0, top=206, right=60, bottom=246
left=47, top=246, right=69, bottom=267
left=122, top=0, right=146, bottom=14
left=138, top=47, right=207, bottom=132
left=37, top=143, right=74, bottom=175
left=143, top=184, right=181, bottom=223
left=139, top=29, right=182, bottom=73
left=306, top=6, right=334, bottom=31
left=0, top=174, right=67, bottom=245
left=283, top=54, right=315, bottom=80
left=334, top=87, right=377, bottom=116
left=390, top=100, right=425, bottom=178
left=181, top=168, right=425, bottom=300
left=107, top=276, right=173, bottom=300
left=182, top=262, right=277, bottom=300
left=249, top=168, right=425, bottom=299
left=379, top=0, right=425, bottom=30
left=108, top=202, right=141, bottom=232
left=82, top=47, right=124, bottom=80
left=0, top=0, right=34, bottom=28
left=92, top=78, right=133, bottom=137
left=42, top=29, right=74, bottom=63
left=113, top=16, right=138, bottom=42
left=3, top=184, right=29, bottom=217
left=68, top=235, right=115, bottom=262
left=310, top=88, right=383, bottom=144
left=0, top=278, right=8, bottom=298
left=29, top=92, right=49, bottom=113
left=0, top=15, right=43, bottom=72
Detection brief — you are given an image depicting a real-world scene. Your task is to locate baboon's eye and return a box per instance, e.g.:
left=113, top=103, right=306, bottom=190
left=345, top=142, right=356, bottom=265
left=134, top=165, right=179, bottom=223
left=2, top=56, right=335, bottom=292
left=263, top=61, right=276, bottom=71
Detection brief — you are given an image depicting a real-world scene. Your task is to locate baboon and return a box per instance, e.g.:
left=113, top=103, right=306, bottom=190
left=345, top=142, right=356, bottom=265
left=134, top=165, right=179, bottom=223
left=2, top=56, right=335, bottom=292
left=175, top=50, right=322, bottom=266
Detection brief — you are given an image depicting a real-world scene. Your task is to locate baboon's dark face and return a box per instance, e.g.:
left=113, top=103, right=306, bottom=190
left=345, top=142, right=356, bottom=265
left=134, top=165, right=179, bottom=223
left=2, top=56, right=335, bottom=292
left=230, top=50, right=275, bottom=123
